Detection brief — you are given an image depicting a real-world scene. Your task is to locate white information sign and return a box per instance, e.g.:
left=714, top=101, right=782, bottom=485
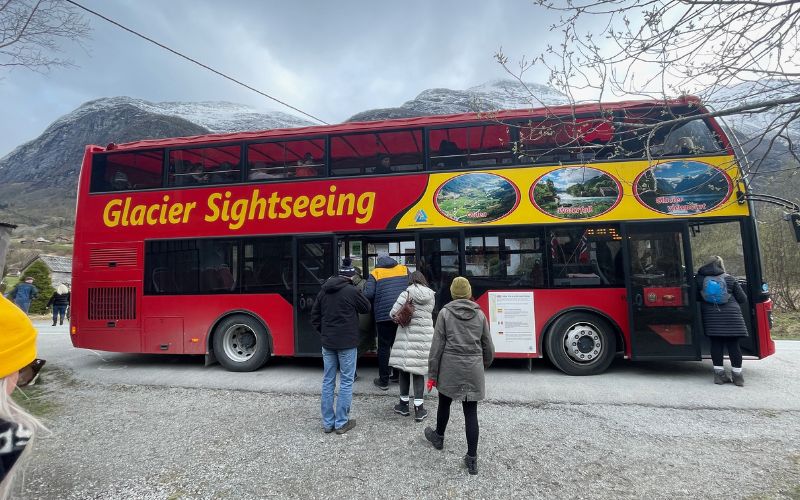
left=487, top=291, right=536, bottom=354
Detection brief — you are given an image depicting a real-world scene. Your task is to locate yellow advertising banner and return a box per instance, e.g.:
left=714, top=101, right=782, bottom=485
left=396, top=156, right=748, bottom=229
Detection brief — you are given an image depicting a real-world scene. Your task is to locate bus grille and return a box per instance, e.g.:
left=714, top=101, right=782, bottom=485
left=89, top=248, right=138, bottom=268
left=88, top=287, right=137, bottom=320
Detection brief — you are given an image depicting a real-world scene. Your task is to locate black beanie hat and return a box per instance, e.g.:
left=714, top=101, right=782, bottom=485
left=339, top=258, right=356, bottom=277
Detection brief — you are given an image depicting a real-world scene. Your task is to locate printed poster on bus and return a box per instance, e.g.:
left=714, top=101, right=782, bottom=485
left=488, top=291, right=536, bottom=353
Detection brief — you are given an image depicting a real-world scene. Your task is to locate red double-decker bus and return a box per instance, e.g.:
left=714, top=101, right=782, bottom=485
left=70, top=97, right=774, bottom=375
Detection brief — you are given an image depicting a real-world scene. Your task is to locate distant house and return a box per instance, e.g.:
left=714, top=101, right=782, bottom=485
left=0, top=222, right=17, bottom=273
left=21, top=254, right=73, bottom=286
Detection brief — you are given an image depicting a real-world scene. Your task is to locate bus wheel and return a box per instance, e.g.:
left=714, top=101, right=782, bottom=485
left=546, top=312, right=616, bottom=376
left=212, top=314, right=271, bottom=372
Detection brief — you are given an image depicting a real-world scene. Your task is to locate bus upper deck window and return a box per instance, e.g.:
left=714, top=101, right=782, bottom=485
left=429, top=125, right=511, bottom=171
left=330, top=129, right=423, bottom=176
left=90, top=149, right=164, bottom=193
left=169, top=145, right=242, bottom=187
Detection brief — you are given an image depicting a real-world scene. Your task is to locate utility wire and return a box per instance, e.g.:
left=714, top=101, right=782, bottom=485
left=64, top=0, right=329, bottom=125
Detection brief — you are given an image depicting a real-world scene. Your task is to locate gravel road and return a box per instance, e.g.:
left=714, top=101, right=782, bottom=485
left=14, top=331, right=800, bottom=499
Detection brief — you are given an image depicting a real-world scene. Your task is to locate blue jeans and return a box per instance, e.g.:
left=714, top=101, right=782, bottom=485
left=321, top=346, right=357, bottom=430
left=14, top=300, right=31, bottom=313
left=52, top=304, right=67, bottom=324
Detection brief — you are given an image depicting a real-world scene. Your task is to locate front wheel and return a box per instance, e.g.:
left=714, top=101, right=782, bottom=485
left=212, top=314, right=271, bottom=372
left=545, top=312, right=616, bottom=376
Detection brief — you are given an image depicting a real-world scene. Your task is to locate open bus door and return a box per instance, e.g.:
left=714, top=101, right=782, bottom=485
left=626, top=223, right=700, bottom=359
left=294, top=236, right=336, bottom=355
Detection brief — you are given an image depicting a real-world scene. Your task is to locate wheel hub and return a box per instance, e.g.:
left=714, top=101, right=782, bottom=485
left=563, top=323, right=602, bottom=364
left=223, top=323, right=258, bottom=362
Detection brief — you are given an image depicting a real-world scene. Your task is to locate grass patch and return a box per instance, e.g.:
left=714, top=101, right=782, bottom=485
left=771, top=310, right=800, bottom=340
left=11, top=370, right=60, bottom=417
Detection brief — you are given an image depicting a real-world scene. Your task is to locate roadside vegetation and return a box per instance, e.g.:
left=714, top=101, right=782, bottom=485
left=11, top=369, right=59, bottom=418
left=771, top=310, right=800, bottom=341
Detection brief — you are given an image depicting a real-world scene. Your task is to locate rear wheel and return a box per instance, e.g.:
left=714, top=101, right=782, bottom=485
left=545, top=312, right=616, bottom=376
left=212, top=314, right=271, bottom=372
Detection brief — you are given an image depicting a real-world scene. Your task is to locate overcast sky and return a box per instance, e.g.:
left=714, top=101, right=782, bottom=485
left=0, top=0, right=565, bottom=157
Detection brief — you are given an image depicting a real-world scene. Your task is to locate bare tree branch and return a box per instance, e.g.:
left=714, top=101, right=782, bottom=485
left=0, top=0, right=90, bottom=71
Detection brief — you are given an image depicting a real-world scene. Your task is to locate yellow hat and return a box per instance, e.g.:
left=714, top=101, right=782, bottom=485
left=450, top=276, right=472, bottom=300
left=0, top=296, right=37, bottom=379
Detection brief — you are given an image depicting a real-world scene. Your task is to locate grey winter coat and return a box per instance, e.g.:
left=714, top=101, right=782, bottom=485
left=389, top=284, right=436, bottom=376
left=695, top=261, right=748, bottom=338
left=428, top=299, right=495, bottom=401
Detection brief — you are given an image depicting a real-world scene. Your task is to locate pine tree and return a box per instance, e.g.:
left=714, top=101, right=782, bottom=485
left=25, top=260, right=55, bottom=315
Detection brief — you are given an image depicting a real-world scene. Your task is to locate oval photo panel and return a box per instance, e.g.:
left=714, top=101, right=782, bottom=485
left=530, top=167, right=621, bottom=219
left=634, top=161, right=731, bottom=215
left=434, top=173, right=519, bottom=224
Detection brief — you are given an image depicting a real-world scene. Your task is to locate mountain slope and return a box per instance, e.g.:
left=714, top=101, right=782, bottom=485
left=0, top=97, right=316, bottom=227
left=347, top=80, right=567, bottom=122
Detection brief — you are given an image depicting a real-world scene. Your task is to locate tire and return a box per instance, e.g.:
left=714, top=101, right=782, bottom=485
left=212, top=314, right=271, bottom=372
left=545, top=312, right=616, bottom=376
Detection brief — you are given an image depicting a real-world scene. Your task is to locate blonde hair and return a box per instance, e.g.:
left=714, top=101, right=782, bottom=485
left=56, top=284, right=69, bottom=295
left=705, top=255, right=725, bottom=272
left=0, top=377, right=47, bottom=500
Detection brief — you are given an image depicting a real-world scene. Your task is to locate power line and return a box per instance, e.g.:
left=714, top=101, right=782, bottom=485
left=64, top=0, right=329, bottom=125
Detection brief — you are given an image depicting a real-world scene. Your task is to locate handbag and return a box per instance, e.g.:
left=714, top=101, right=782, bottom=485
left=392, top=292, right=415, bottom=327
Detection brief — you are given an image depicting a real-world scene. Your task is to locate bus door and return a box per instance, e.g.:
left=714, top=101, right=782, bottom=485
left=353, top=235, right=418, bottom=278
left=294, top=236, right=336, bottom=355
left=626, top=223, right=700, bottom=359
left=418, top=233, right=461, bottom=316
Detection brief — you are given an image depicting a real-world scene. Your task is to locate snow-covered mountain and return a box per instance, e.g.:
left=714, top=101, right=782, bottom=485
left=702, top=79, right=800, bottom=138
left=122, top=99, right=313, bottom=133
left=348, top=80, right=567, bottom=121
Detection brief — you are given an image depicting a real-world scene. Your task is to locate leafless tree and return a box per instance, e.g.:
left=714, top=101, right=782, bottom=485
left=0, top=0, right=90, bottom=72
left=496, top=0, right=800, bottom=181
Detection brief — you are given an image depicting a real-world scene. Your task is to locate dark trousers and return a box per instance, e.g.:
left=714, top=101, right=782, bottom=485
left=52, top=304, right=67, bottom=325
left=435, top=393, right=479, bottom=457
left=710, top=337, right=743, bottom=368
left=399, top=370, right=425, bottom=401
left=376, top=321, right=397, bottom=383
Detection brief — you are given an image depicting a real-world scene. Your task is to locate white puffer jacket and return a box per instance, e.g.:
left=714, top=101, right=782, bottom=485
left=389, top=284, right=436, bottom=376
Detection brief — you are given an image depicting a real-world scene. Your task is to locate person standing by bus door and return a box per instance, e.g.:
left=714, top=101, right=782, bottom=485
left=364, top=252, right=409, bottom=390
left=311, top=260, right=371, bottom=434
left=5, top=277, right=38, bottom=314
left=695, top=256, right=749, bottom=387
left=351, top=265, right=375, bottom=381
left=388, top=271, right=436, bottom=422
left=423, top=277, right=494, bottom=475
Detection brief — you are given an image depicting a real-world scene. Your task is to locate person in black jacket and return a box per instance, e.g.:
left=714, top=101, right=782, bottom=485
left=46, top=284, right=70, bottom=326
left=695, top=256, right=749, bottom=386
left=311, top=259, right=371, bottom=434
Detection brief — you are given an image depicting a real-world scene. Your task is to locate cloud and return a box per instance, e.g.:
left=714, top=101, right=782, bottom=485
left=0, top=0, right=562, bottom=156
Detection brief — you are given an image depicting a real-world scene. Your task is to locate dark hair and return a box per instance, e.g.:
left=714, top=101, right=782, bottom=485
left=409, top=270, right=428, bottom=287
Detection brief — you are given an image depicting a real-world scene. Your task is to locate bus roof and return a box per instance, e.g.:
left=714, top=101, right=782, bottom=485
left=99, top=96, right=705, bottom=152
